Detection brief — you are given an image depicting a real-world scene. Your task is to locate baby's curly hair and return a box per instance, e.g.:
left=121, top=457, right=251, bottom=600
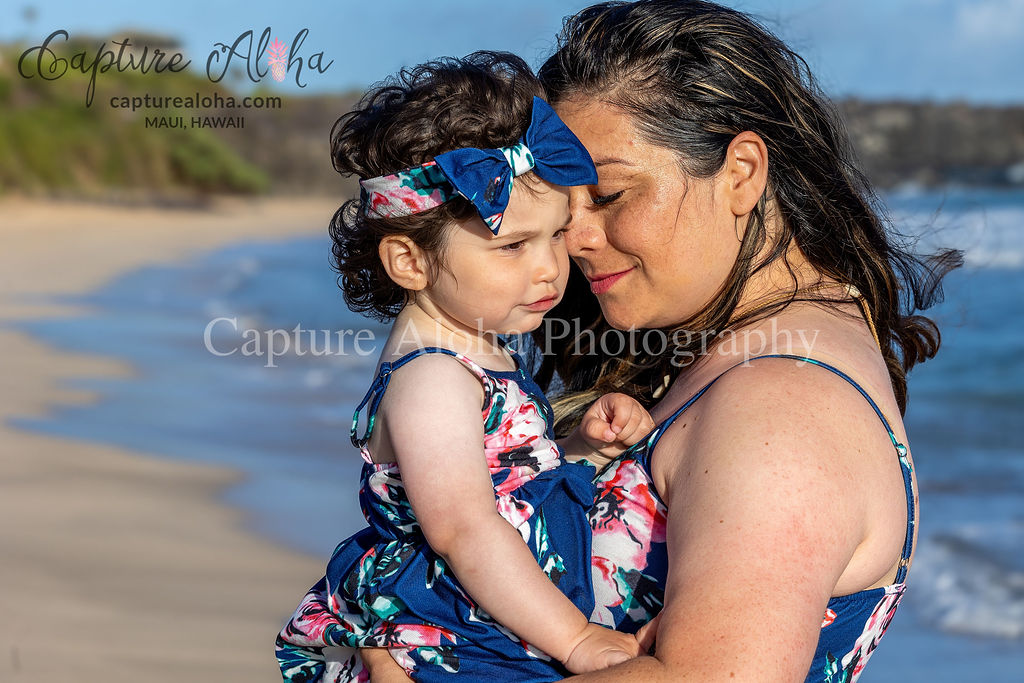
left=330, top=51, right=546, bottom=321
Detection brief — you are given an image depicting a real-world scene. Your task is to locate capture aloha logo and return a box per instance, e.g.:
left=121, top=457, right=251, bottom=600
left=267, top=37, right=288, bottom=82
left=17, top=28, right=334, bottom=107
left=207, top=28, right=331, bottom=88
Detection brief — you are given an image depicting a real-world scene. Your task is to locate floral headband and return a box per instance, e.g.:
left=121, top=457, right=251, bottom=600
left=358, top=97, right=597, bottom=234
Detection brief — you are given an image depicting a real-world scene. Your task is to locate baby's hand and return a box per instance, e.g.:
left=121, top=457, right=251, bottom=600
left=578, top=393, right=656, bottom=464
left=562, top=623, right=642, bottom=674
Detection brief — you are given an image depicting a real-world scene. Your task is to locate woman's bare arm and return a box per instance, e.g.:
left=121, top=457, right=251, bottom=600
left=566, top=360, right=891, bottom=681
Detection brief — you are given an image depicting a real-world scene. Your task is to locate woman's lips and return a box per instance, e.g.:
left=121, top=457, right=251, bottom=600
left=588, top=268, right=632, bottom=295
left=525, top=295, right=559, bottom=311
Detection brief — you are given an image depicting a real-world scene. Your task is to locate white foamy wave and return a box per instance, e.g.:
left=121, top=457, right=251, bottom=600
left=202, top=298, right=232, bottom=319
left=962, top=249, right=1024, bottom=269
left=303, top=368, right=331, bottom=389
left=212, top=255, right=261, bottom=294
left=889, top=194, right=1024, bottom=270
left=910, top=532, right=1024, bottom=639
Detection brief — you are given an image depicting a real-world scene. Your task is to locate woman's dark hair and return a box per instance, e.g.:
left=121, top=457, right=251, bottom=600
left=330, top=51, right=545, bottom=321
left=535, top=0, right=961, bottom=427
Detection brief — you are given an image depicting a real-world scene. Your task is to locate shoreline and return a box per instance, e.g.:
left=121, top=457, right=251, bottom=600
left=0, top=197, right=337, bottom=681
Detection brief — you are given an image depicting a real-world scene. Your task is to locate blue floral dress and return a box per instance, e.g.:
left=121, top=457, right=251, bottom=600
left=587, top=354, right=916, bottom=682
left=276, top=346, right=596, bottom=682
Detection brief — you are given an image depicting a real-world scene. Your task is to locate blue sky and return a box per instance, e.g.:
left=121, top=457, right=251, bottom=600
left=4, top=0, right=1023, bottom=103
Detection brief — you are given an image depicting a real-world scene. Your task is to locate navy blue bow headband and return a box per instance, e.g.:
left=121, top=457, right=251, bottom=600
left=359, top=97, right=597, bottom=234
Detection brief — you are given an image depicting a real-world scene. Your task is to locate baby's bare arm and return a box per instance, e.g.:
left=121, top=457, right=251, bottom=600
left=386, top=358, right=635, bottom=667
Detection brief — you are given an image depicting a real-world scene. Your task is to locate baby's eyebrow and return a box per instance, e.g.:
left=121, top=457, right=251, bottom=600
left=495, top=218, right=570, bottom=241
left=494, top=229, right=538, bottom=242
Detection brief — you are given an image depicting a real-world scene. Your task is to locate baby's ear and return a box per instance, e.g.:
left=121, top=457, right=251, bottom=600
left=379, top=236, right=431, bottom=291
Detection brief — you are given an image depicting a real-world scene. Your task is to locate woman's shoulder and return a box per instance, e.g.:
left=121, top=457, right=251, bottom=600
left=679, top=301, right=901, bottom=430
left=718, top=356, right=897, bottom=448
left=684, top=352, right=885, bottom=443
left=651, top=304, right=906, bottom=496
left=651, top=309, right=915, bottom=593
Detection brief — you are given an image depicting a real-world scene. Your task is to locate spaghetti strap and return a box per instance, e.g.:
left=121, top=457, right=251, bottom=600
left=349, top=347, right=494, bottom=452
left=645, top=353, right=915, bottom=582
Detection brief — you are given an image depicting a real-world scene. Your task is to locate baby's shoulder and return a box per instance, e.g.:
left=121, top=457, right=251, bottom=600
left=377, top=350, right=487, bottom=412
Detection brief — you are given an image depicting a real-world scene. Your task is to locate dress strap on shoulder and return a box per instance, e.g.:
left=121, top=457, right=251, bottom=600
left=645, top=353, right=915, bottom=580
left=349, top=347, right=494, bottom=449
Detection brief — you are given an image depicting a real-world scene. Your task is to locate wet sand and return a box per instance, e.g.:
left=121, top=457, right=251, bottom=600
left=0, top=197, right=337, bottom=682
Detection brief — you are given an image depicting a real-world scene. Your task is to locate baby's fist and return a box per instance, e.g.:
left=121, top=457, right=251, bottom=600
left=579, top=393, right=655, bottom=461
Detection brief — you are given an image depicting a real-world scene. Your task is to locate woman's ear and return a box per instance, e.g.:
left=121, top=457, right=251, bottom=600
left=379, top=236, right=431, bottom=291
left=724, top=131, right=769, bottom=216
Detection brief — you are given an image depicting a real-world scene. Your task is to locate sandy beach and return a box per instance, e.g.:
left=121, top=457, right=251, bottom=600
left=0, top=197, right=338, bottom=682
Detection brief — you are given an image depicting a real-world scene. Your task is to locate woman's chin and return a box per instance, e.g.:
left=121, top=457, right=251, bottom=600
left=602, top=307, right=647, bottom=331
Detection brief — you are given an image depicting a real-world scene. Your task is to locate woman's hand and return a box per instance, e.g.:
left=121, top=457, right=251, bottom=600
left=574, top=393, right=655, bottom=466
left=361, top=647, right=412, bottom=682
left=562, top=623, right=643, bottom=674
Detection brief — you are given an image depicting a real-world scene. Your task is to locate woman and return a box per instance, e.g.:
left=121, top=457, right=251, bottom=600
left=365, top=0, right=960, bottom=680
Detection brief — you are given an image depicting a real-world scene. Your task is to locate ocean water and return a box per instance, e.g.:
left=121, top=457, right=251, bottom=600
left=5, top=188, right=1023, bottom=681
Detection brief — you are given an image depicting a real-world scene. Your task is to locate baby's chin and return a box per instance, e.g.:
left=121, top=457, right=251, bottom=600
left=493, top=322, right=544, bottom=336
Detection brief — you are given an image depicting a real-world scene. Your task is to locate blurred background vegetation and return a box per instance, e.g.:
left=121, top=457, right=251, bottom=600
left=0, top=33, right=359, bottom=202
left=1, top=31, right=1022, bottom=203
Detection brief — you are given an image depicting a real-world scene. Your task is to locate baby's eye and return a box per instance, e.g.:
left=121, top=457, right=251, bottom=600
left=552, top=228, right=567, bottom=240
left=591, top=190, right=624, bottom=206
left=500, top=240, right=526, bottom=252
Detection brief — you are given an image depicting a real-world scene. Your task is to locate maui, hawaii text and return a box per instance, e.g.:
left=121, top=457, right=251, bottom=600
left=146, top=115, right=244, bottom=129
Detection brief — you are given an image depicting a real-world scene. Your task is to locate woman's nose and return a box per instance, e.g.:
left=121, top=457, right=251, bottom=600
left=565, top=187, right=607, bottom=256
left=565, top=216, right=606, bottom=256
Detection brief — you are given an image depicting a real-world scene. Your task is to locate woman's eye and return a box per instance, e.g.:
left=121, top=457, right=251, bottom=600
left=591, top=190, right=624, bottom=206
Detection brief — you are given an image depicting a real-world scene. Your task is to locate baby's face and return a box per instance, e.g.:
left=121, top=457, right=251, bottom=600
left=425, top=178, right=572, bottom=336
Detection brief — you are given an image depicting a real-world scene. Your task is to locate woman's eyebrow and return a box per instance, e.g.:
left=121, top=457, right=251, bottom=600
left=594, top=157, right=636, bottom=167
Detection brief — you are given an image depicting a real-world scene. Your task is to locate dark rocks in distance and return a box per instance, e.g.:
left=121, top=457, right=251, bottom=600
left=219, top=95, right=1024, bottom=195
left=837, top=99, right=1024, bottom=189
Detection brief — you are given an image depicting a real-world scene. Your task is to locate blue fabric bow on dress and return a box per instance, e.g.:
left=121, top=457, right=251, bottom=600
left=359, top=97, right=597, bottom=234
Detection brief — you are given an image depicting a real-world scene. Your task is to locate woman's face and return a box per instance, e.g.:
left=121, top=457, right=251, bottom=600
left=555, top=98, right=745, bottom=330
